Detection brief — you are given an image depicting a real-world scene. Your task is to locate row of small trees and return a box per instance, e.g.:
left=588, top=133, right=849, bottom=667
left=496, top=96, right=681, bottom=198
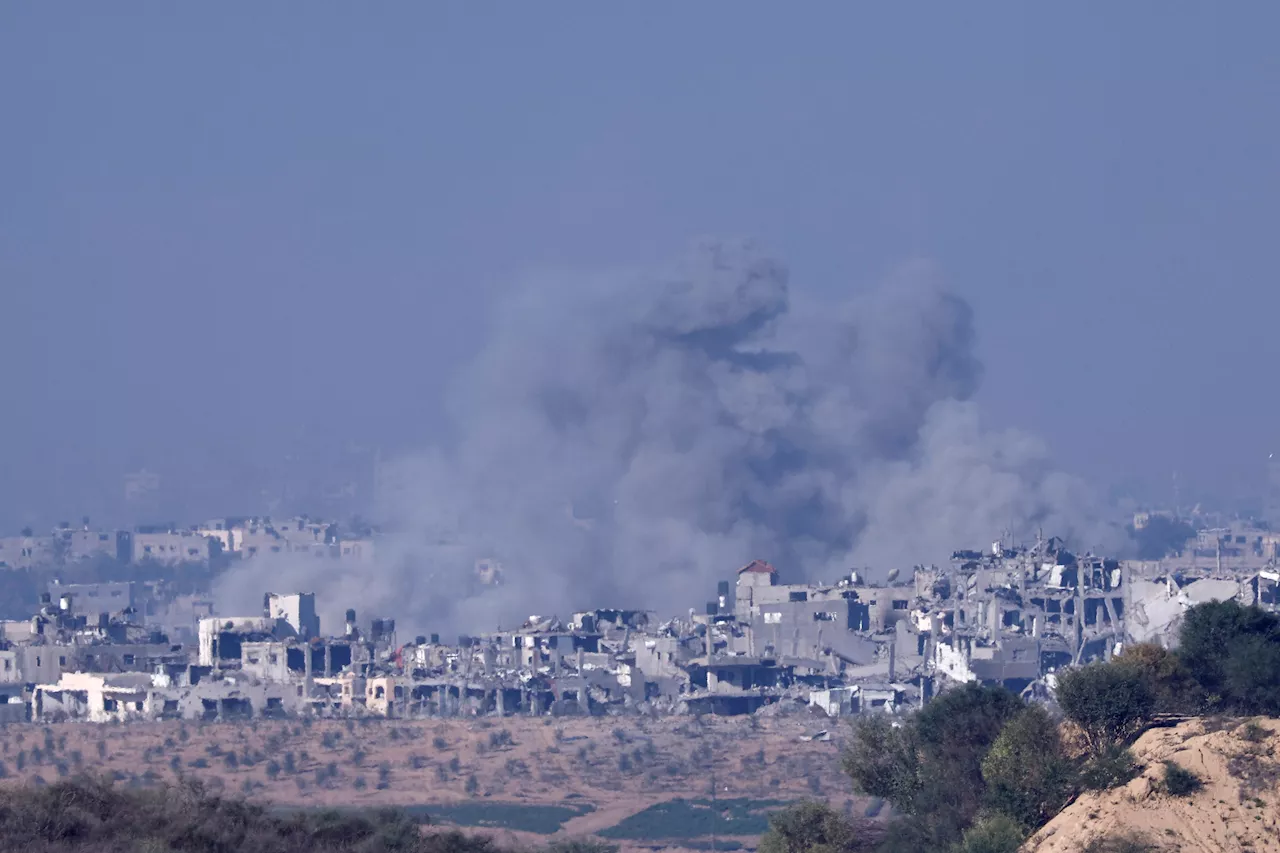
left=760, top=599, right=1280, bottom=853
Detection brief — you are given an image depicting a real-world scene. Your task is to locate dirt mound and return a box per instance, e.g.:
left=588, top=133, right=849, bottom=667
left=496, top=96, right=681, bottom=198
left=1025, top=718, right=1280, bottom=853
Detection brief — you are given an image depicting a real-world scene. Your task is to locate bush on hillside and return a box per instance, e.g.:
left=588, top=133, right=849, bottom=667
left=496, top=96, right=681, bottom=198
left=1160, top=761, right=1201, bottom=796
left=1078, top=746, right=1142, bottom=791
left=757, top=801, right=880, bottom=853
left=954, top=814, right=1025, bottom=853
left=1178, top=600, right=1280, bottom=714
left=1056, top=661, right=1154, bottom=756
left=841, top=716, right=919, bottom=809
left=1115, top=642, right=1201, bottom=714
left=844, top=684, right=1023, bottom=849
left=981, top=705, right=1073, bottom=829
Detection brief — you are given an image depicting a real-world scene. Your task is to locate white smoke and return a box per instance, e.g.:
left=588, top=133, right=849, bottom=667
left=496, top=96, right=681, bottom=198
left=215, top=239, right=1121, bottom=636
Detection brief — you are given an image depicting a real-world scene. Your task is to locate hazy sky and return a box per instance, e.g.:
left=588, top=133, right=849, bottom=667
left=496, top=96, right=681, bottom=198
left=3, top=4, right=1279, bottom=530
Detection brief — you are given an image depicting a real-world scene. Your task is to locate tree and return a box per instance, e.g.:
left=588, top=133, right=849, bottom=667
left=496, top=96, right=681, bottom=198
left=1222, top=633, right=1280, bottom=713
left=844, top=684, right=1024, bottom=851
left=981, top=705, right=1072, bottom=829
left=1116, top=642, right=1199, bottom=714
left=759, top=801, right=875, bottom=853
left=955, top=814, right=1026, bottom=853
left=911, top=683, right=1025, bottom=827
left=1056, top=661, right=1153, bottom=755
left=1178, top=600, right=1280, bottom=707
left=842, top=716, right=919, bottom=810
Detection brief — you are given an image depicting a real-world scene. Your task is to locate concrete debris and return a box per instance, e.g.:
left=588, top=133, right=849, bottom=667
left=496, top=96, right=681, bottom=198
left=2, top=523, right=1278, bottom=724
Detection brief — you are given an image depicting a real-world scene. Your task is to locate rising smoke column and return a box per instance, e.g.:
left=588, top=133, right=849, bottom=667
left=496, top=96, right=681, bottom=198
left=215, top=239, right=1118, bottom=635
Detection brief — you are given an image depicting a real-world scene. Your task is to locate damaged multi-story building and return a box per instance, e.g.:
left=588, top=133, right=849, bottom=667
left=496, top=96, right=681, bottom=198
left=10, top=514, right=1280, bottom=726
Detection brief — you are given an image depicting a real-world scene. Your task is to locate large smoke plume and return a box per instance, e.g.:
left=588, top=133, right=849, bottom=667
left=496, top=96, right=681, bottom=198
left=215, top=239, right=1119, bottom=635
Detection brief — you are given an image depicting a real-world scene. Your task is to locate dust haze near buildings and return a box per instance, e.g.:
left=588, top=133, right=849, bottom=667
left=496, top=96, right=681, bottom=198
left=215, top=240, right=1120, bottom=636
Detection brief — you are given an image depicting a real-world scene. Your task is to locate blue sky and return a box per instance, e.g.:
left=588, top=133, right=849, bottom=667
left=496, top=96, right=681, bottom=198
left=3, top=3, right=1279, bottom=527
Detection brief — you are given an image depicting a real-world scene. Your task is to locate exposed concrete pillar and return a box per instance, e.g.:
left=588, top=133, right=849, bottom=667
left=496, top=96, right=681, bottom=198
left=304, top=642, right=313, bottom=704
left=495, top=688, right=505, bottom=716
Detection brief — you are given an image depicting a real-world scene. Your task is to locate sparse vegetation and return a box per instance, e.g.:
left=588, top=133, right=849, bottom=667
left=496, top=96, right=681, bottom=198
left=758, top=800, right=880, bottom=853
left=1078, top=747, right=1142, bottom=791
left=0, top=776, right=499, bottom=852
left=1081, top=831, right=1161, bottom=853
left=1160, top=760, right=1201, bottom=796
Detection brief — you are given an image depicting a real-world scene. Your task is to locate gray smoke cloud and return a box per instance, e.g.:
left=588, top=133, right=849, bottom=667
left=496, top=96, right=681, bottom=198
left=215, top=239, right=1121, bottom=636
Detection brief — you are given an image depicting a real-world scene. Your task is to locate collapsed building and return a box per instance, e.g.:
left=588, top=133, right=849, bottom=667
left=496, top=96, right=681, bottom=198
left=10, top=523, right=1280, bottom=724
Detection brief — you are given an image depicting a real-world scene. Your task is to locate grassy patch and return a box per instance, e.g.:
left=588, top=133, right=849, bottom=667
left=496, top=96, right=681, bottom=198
left=282, top=801, right=593, bottom=835
left=427, top=802, right=594, bottom=834
left=599, top=798, right=788, bottom=840
left=1079, top=747, right=1141, bottom=791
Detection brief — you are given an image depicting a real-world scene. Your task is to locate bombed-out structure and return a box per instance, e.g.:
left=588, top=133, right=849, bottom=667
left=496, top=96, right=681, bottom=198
left=8, top=523, right=1280, bottom=724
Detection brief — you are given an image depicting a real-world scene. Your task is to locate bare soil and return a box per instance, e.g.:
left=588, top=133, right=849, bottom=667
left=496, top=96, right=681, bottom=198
left=0, top=711, right=865, bottom=850
left=1026, top=717, right=1280, bottom=853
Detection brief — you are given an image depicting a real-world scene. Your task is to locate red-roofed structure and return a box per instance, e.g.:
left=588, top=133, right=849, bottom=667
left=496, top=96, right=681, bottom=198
left=737, top=559, right=777, bottom=576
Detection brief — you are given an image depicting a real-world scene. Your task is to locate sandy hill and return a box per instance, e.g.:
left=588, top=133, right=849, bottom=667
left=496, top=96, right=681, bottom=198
left=1025, top=718, right=1280, bottom=853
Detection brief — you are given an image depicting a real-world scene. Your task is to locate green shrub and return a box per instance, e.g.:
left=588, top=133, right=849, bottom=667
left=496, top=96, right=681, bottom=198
left=757, top=801, right=878, bottom=853
left=1178, top=600, right=1280, bottom=714
left=1160, top=761, right=1201, bottom=796
left=955, top=814, right=1025, bottom=853
left=1056, top=662, right=1154, bottom=755
left=1078, top=747, right=1141, bottom=791
left=1238, top=721, right=1269, bottom=743
left=981, top=705, right=1072, bottom=829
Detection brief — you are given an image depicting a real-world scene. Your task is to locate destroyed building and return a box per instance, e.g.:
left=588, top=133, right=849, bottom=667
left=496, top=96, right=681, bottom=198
left=9, top=513, right=1280, bottom=725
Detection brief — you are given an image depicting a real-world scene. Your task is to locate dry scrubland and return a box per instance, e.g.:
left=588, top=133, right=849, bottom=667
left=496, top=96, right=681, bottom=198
left=1028, top=717, right=1280, bottom=853
left=0, top=713, right=859, bottom=848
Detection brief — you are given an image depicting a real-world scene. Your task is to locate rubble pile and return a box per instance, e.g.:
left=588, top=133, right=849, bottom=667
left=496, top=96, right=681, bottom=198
left=2, top=523, right=1278, bottom=725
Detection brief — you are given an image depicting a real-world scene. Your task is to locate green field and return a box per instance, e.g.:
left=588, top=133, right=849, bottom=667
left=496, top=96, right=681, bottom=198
left=428, top=801, right=594, bottom=834
left=598, top=798, right=788, bottom=840
left=279, top=801, right=594, bottom=835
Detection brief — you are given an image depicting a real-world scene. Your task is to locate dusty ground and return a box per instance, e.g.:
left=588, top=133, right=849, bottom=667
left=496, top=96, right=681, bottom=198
left=1026, top=717, right=1280, bottom=853
left=0, top=711, right=863, bottom=849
